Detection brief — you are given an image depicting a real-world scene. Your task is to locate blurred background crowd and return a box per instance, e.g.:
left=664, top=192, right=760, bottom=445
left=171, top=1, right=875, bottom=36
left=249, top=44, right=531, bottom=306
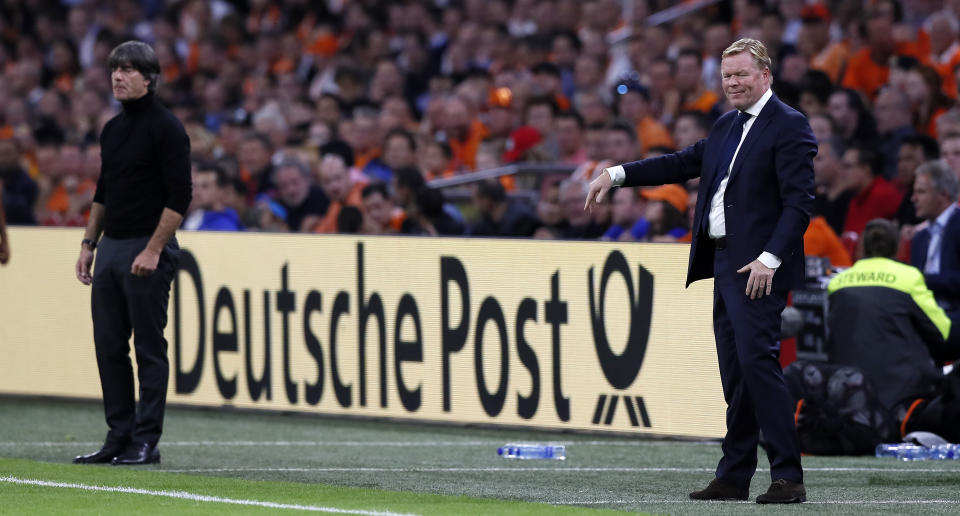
left=0, top=0, right=959, bottom=266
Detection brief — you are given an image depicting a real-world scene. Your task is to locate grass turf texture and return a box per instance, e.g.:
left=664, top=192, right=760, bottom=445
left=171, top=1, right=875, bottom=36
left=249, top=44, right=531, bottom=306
left=1, top=397, right=959, bottom=515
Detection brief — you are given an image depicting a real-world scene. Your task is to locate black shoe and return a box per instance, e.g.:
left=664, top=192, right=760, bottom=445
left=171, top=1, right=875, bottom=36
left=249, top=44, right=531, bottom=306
left=111, top=443, right=160, bottom=465
left=756, top=479, right=806, bottom=504
left=689, top=478, right=749, bottom=501
left=73, top=442, right=127, bottom=464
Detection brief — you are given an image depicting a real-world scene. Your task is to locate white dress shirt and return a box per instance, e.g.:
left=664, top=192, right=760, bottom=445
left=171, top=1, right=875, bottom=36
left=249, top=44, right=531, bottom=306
left=606, top=87, right=781, bottom=268
left=925, top=203, right=957, bottom=274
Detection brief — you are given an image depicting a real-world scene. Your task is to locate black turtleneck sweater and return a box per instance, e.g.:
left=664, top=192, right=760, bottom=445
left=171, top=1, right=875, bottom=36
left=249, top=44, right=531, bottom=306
left=92, top=92, right=192, bottom=238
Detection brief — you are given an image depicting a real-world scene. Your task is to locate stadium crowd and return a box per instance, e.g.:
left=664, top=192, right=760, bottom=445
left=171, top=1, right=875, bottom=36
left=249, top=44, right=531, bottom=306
left=0, top=0, right=958, bottom=249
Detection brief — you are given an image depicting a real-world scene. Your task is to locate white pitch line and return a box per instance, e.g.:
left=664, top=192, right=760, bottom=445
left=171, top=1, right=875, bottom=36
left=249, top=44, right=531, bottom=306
left=0, top=439, right=717, bottom=447
left=160, top=466, right=960, bottom=473
left=0, top=476, right=417, bottom=516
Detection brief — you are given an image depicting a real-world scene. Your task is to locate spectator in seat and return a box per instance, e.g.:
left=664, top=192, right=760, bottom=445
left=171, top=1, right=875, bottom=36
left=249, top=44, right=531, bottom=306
left=894, top=134, right=939, bottom=227
left=813, top=141, right=853, bottom=236
left=840, top=146, right=903, bottom=253
left=312, top=151, right=366, bottom=233
left=413, top=187, right=464, bottom=236
left=0, top=138, right=37, bottom=225
left=910, top=159, right=960, bottom=351
left=559, top=178, right=606, bottom=239
left=873, top=87, right=916, bottom=179
left=194, top=165, right=244, bottom=231
left=469, top=179, right=539, bottom=237
left=274, top=160, right=329, bottom=232
left=569, top=123, right=612, bottom=182
left=826, top=88, right=878, bottom=154
left=639, top=184, right=690, bottom=242
left=940, top=133, right=960, bottom=178
left=361, top=182, right=403, bottom=234
left=238, top=132, right=276, bottom=197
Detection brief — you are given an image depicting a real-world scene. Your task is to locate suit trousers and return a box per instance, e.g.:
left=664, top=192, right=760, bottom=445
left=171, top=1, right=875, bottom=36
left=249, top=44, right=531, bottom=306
left=91, top=235, right=179, bottom=447
left=712, top=245, right=803, bottom=487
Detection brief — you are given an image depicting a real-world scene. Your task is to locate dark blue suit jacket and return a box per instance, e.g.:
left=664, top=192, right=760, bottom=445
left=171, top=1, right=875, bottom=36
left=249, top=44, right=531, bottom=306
left=910, top=206, right=960, bottom=310
left=622, top=94, right=816, bottom=290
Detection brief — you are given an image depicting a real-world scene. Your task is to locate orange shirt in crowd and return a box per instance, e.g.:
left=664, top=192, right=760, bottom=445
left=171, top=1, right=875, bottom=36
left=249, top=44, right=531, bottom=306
left=312, top=181, right=366, bottom=233
left=354, top=148, right=381, bottom=171
left=682, top=90, right=719, bottom=114
left=449, top=119, right=490, bottom=171
left=842, top=42, right=921, bottom=100
left=804, top=216, right=852, bottom=268
left=932, top=47, right=960, bottom=99
left=636, top=116, right=674, bottom=154
left=810, top=41, right=852, bottom=83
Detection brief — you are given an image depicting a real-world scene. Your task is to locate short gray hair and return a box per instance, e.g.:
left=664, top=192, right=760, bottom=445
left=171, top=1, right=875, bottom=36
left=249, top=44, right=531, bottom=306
left=722, top=38, right=772, bottom=72
left=107, top=41, right=160, bottom=93
left=273, top=159, right=312, bottom=181
left=915, top=159, right=960, bottom=200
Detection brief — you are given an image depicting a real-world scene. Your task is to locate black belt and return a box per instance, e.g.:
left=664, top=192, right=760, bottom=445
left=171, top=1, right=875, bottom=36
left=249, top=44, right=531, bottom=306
left=713, top=236, right=728, bottom=250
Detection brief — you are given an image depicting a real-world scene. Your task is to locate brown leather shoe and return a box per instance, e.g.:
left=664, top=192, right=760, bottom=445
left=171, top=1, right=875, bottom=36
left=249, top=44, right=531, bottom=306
left=756, top=479, right=806, bottom=504
left=689, top=478, right=749, bottom=501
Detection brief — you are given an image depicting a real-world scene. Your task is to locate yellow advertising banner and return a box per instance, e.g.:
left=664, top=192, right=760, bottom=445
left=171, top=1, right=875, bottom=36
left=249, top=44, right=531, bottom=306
left=0, top=227, right=724, bottom=438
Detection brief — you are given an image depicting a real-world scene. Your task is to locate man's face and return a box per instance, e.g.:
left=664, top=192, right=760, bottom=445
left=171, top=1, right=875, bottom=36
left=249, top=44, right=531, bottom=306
left=813, top=143, right=838, bottom=186
left=896, top=143, right=925, bottom=190
left=0, top=140, right=19, bottom=168
left=319, top=155, right=350, bottom=202
left=239, top=140, right=271, bottom=173
left=617, top=91, right=647, bottom=122
left=611, top=187, right=637, bottom=226
left=420, top=144, right=448, bottom=174
left=941, top=137, right=960, bottom=176
left=874, top=90, right=908, bottom=133
left=526, top=104, right=554, bottom=137
left=675, top=55, right=701, bottom=91
left=840, top=149, right=871, bottom=192
left=912, top=173, right=949, bottom=221
left=362, top=191, right=393, bottom=228
left=673, top=116, right=705, bottom=149
left=721, top=52, right=770, bottom=110
left=560, top=183, right=591, bottom=226
left=605, top=130, right=635, bottom=163
left=275, top=166, right=309, bottom=207
left=383, top=135, right=415, bottom=170
left=555, top=118, right=582, bottom=155
left=111, top=65, right=149, bottom=101
left=584, top=129, right=606, bottom=160
left=193, top=171, right=219, bottom=209
left=827, top=92, right=855, bottom=132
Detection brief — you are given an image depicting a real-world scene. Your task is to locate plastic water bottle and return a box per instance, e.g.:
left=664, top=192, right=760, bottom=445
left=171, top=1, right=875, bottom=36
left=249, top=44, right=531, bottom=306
left=929, top=444, right=960, bottom=460
left=876, top=443, right=960, bottom=460
left=875, top=443, right=930, bottom=460
left=497, top=443, right=566, bottom=460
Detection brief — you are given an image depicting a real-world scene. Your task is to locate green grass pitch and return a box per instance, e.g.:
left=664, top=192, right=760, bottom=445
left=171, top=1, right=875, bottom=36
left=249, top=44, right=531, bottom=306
left=1, top=397, right=958, bottom=515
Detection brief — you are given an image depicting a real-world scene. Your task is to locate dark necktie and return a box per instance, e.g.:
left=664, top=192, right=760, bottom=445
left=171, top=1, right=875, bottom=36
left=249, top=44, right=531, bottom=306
left=707, top=110, right=751, bottom=199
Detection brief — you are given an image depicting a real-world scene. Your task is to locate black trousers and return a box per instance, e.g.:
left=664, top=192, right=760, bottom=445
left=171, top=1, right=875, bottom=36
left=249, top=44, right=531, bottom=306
left=712, top=246, right=803, bottom=488
left=91, top=236, right=179, bottom=447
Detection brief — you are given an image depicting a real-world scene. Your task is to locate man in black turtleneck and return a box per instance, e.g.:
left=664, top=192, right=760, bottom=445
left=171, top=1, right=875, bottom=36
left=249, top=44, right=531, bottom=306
left=73, top=41, right=191, bottom=466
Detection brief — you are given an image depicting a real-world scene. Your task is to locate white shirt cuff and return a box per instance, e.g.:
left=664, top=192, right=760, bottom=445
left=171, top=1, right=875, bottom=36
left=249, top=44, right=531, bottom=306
left=606, top=165, right=625, bottom=186
left=758, top=252, right=782, bottom=269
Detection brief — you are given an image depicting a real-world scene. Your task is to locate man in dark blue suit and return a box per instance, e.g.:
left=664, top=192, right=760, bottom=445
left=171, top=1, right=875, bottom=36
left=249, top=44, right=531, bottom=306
left=909, top=159, right=960, bottom=353
left=586, top=39, right=814, bottom=504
